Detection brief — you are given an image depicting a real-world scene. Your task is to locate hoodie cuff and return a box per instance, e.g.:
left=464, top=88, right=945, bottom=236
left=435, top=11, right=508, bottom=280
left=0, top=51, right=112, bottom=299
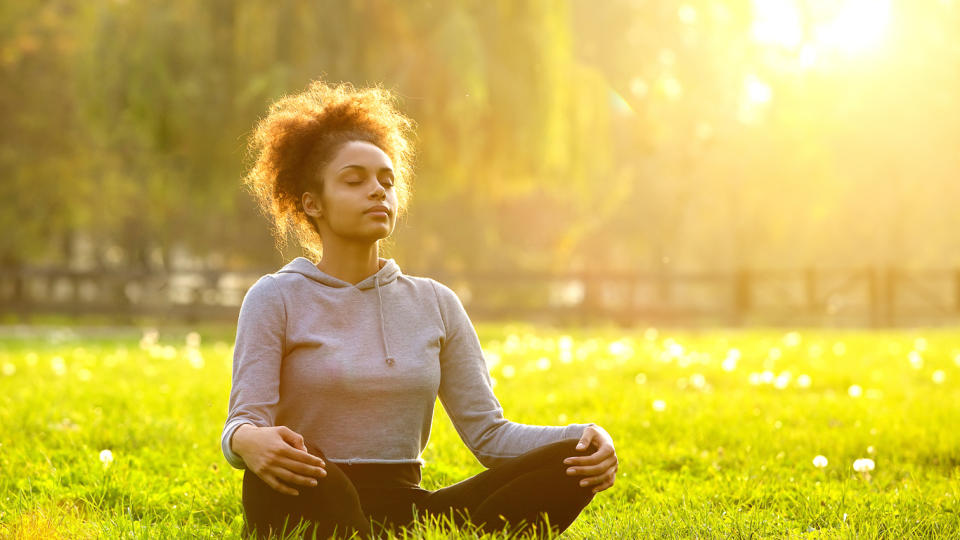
left=221, top=420, right=254, bottom=469
left=563, top=422, right=596, bottom=441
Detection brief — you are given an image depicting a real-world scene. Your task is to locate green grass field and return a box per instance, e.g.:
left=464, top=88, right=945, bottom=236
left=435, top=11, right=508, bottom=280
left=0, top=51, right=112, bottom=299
left=1, top=324, right=959, bottom=538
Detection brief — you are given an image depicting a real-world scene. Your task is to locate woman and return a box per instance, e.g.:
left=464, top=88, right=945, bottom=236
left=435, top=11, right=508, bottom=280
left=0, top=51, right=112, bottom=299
left=221, top=80, right=618, bottom=539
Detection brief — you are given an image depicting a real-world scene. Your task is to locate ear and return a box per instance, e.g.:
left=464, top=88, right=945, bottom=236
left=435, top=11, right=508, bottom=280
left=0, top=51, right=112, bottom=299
left=301, top=191, right=323, bottom=219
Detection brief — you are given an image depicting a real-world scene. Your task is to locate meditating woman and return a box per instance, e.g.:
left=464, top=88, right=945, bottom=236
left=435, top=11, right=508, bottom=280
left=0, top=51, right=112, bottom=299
left=221, top=80, right=618, bottom=539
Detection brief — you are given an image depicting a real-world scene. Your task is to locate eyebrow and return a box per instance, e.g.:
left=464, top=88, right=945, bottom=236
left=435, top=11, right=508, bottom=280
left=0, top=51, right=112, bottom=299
left=337, top=164, right=394, bottom=174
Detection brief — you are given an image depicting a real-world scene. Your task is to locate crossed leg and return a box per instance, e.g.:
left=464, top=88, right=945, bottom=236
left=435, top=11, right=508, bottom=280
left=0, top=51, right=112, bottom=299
left=241, top=445, right=373, bottom=539
left=241, top=438, right=598, bottom=539
left=419, top=438, right=598, bottom=537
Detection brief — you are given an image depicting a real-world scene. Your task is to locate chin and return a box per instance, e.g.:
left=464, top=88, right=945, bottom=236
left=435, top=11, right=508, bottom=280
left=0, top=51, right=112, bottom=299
left=364, top=227, right=394, bottom=242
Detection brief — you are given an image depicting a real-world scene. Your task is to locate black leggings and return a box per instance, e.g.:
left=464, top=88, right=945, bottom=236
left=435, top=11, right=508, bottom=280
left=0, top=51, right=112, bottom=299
left=242, top=438, right=597, bottom=539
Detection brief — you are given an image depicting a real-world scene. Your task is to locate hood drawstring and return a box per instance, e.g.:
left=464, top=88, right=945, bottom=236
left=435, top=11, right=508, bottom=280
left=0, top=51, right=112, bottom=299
left=276, top=257, right=400, bottom=367
left=375, top=274, right=396, bottom=367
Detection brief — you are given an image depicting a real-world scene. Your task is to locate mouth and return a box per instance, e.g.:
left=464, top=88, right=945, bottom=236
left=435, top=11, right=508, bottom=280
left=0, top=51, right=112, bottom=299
left=364, top=205, right=391, bottom=217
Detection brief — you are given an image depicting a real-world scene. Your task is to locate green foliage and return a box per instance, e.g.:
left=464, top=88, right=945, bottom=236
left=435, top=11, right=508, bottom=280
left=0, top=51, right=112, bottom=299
left=6, top=2, right=958, bottom=273
left=1, top=324, right=959, bottom=538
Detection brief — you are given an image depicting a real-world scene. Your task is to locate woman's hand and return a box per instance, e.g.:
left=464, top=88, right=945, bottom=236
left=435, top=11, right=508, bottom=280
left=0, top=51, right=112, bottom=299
left=231, top=424, right=327, bottom=496
left=564, top=424, right=618, bottom=494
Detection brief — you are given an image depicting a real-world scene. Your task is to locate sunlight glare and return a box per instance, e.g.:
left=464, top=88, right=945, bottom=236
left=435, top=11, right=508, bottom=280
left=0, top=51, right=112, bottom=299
left=751, top=0, right=893, bottom=66
left=678, top=4, right=697, bottom=25
left=744, top=74, right=773, bottom=104
left=815, top=0, right=892, bottom=55
left=752, top=0, right=805, bottom=49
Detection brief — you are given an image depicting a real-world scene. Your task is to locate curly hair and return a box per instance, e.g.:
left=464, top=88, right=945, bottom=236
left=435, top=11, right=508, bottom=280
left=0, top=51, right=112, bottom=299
left=242, top=79, right=415, bottom=260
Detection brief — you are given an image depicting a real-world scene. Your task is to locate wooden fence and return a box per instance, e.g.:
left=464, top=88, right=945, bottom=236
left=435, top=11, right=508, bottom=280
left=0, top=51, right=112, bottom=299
left=1, top=265, right=959, bottom=327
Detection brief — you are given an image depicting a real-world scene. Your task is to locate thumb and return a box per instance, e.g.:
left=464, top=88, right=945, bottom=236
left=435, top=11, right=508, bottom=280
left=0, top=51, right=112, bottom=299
left=278, top=426, right=307, bottom=451
left=576, top=427, right=594, bottom=451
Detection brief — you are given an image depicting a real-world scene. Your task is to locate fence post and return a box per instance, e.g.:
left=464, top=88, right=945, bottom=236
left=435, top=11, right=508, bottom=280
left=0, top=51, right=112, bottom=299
left=804, top=267, right=817, bottom=314
left=733, top=268, right=750, bottom=326
left=955, top=268, right=960, bottom=314
left=580, top=269, right=597, bottom=325
left=884, top=265, right=896, bottom=327
left=867, top=267, right=878, bottom=327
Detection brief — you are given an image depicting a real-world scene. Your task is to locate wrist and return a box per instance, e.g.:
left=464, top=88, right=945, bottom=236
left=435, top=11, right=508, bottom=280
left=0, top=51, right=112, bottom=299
left=231, top=423, right=256, bottom=457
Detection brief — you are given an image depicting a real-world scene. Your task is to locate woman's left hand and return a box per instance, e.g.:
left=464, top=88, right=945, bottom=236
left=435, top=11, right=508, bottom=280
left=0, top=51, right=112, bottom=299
left=564, top=424, right=618, bottom=494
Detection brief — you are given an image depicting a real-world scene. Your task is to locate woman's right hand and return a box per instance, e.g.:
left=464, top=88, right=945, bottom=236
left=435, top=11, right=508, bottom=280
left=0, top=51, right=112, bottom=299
left=231, top=424, right=327, bottom=496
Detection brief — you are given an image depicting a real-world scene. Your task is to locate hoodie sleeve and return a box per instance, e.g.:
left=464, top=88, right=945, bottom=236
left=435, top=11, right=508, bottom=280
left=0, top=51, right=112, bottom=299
left=221, top=275, right=287, bottom=469
left=431, top=280, right=594, bottom=468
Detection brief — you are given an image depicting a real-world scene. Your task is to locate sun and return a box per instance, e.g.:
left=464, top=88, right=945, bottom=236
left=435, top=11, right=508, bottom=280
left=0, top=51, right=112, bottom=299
left=751, top=0, right=893, bottom=64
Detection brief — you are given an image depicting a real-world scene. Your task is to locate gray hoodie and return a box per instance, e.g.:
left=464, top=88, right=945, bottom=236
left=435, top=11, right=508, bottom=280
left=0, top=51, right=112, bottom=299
left=221, top=257, right=592, bottom=469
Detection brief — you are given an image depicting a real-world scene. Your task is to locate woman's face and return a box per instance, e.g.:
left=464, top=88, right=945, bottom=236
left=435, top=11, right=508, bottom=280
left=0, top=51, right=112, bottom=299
left=305, top=140, right=398, bottom=245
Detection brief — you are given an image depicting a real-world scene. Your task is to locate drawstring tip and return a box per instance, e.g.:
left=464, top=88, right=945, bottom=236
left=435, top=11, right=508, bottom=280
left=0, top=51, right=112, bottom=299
left=385, top=357, right=396, bottom=366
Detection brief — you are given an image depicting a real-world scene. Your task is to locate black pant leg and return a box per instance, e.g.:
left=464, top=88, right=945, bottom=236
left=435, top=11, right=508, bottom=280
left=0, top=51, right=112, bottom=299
left=421, top=438, right=597, bottom=536
left=241, top=449, right=373, bottom=539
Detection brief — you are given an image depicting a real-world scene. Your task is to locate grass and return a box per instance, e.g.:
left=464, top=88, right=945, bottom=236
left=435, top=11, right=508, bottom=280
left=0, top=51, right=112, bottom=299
left=0, top=323, right=959, bottom=538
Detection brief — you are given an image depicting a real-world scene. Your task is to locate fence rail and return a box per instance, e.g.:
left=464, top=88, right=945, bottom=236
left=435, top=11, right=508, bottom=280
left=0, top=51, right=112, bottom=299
left=1, top=265, right=959, bottom=327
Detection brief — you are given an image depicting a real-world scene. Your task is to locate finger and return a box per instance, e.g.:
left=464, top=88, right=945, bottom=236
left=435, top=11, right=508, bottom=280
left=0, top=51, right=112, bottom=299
left=576, top=472, right=610, bottom=488
left=575, top=428, right=595, bottom=451
left=564, top=446, right=614, bottom=466
left=592, top=476, right=615, bottom=494
left=279, top=445, right=326, bottom=468
left=566, top=456, right=617, bottom=477
left=278, top=457, right=327, bottom=479
left=277, top=426, right=308, bottom=452
left=576, top=475, right=605, bottom=488
left=266, top=474, right=300, bottom=496
left=274, top=467, right=321, bottom=488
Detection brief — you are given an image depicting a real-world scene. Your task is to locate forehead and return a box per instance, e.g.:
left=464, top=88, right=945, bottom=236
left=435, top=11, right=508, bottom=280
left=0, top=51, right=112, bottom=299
left=328, top=140, right=393, bottom=170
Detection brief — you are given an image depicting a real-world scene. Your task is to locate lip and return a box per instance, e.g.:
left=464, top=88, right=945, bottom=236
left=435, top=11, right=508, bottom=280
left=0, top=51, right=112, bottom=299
left=364, top=205, right=391, bottom=216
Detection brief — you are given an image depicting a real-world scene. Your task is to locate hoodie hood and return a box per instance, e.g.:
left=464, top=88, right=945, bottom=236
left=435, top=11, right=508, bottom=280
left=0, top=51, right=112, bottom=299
left=277, top=256, right=401, bottom=366
left=276, top=256, right=401, bottom=290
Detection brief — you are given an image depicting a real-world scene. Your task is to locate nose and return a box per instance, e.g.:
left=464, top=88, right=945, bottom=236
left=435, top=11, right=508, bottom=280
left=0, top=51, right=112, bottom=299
left=370, top=182, right=386, bottom=199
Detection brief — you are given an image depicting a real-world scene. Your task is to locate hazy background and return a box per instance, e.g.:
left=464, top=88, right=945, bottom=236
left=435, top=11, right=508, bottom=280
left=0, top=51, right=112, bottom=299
left=3, top=0, right=959, bottom=324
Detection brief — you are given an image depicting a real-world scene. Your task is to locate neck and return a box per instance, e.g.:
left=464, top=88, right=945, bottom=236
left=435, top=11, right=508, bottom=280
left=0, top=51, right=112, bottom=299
left=315, top=240, right=384, bottom=285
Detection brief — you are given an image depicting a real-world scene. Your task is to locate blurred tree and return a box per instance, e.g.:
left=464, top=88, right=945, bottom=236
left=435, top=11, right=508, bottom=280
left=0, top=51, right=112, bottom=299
left=1, top=0, right=959, bottom=278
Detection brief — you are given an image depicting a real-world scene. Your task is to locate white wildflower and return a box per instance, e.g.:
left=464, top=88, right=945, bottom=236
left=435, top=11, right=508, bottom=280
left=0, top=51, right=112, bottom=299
left=813, top=455, right=828, bottom=468
left=51, top=356, right=67, bottom=376
left=908, top=351, right=924, bottom=369
left=139, top=328, right=159, bottom=350
left=652, top=399, right=667, bottom=412
left=853, top=458, right=875, bottom=473
left=100, top=449, right=114, bottom=468
left=783, top=331, right=802, bottom=347
left=848, top=384, right=863, bottom=398
left=187, top=348, right=205, bottom=369
left=722, top=349, right=739, bottom=371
